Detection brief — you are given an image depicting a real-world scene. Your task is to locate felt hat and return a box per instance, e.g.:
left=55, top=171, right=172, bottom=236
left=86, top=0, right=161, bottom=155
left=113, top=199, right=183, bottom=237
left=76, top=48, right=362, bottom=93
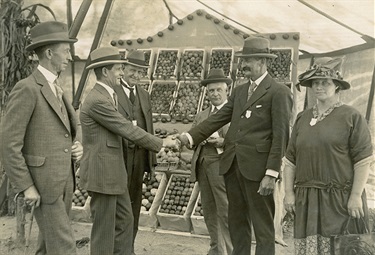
left=298, top=57, right=350, bottom=90
left=124, top=50, right=149, bottom=68
left=86, top=47, right=127, bottom=70
left=235, top=36, right=277, bottom=59
left=25, top=21, right=77, bottom=51
left=201, top=69, right=232, bottom=86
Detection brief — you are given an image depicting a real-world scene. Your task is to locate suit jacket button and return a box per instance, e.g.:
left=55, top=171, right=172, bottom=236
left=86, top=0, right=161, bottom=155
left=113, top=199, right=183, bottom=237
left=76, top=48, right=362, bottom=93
left=65, top=134, right=69, bottom=138
left=64, top=149, right=69, bottom=153
left=241, top=116, right=244, bottom=118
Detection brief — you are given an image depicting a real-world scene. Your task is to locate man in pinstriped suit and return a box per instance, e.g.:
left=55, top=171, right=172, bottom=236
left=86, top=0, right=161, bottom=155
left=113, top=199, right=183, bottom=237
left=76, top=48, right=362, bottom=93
left=79, top=47, right=178, bottom=255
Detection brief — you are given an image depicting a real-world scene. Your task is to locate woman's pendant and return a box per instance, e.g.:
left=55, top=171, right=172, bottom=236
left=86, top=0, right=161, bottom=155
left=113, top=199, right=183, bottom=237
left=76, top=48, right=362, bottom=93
left=310, top=118, right=317, bottom=126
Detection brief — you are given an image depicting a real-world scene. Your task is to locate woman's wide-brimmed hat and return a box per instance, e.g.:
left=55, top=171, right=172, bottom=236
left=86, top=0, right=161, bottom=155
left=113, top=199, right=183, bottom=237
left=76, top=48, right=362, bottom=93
left=25, top=21, right=78, bottom=52
left=298, top=57, right=350, bottom=90
left=86, top=47, right=127, bottom=70
left=124, top=50, right=149, bottom=68
left=201, top=68, right=232, bottom=86
left=235, top=36, right=277, bottom=59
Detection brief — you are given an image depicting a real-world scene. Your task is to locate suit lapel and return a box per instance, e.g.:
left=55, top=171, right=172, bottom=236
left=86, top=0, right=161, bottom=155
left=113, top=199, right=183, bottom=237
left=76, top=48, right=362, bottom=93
left=95, top=83, right=117, bottom=110
left=35, top=71, right=70, bottom=131
left=114, top=85, right=132, bottom=116
left=137, top=85, right=149, bottom=116
left=242, top=74, right=271, bottom=114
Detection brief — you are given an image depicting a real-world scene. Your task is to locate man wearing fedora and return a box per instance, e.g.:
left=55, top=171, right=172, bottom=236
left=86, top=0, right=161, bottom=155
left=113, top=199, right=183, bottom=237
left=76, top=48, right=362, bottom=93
left=79, top=47, right=179, bottom=255
left=178, top=36, right=293, bottom=255
left=113, top=50, right=156, bottom=253
left=190, top=68, right=233, bottom=255
left=0, top=21, right=83, bottom=254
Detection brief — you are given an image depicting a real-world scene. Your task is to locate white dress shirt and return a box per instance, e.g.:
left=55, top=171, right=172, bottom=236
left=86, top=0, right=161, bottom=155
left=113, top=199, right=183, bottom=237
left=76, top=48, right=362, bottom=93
left=37, top=65, right=58, bottom=97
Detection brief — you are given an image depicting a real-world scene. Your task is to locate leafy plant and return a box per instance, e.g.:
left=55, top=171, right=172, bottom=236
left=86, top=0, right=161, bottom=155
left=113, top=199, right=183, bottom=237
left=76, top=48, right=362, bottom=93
left=0, top=0, right=56, bottom=112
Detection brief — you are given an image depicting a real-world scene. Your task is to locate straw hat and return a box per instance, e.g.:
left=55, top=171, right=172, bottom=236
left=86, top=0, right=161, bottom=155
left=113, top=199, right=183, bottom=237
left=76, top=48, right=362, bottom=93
left=86, top=47, right=127, bottom=70
left=25, top=21, right=77, bottom=51
left=235, top=36, right=277, bottom=59
left=298, top=57, right=350, bottom=90
left=124, top=50, right=149, bottom=68
left=201, top=69, right=232, bottom=86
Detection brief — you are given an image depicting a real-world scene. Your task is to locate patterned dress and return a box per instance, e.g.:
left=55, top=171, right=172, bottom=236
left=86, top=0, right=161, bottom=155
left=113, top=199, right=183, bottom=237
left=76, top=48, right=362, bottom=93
left=285, top=104, right=373, bottom=255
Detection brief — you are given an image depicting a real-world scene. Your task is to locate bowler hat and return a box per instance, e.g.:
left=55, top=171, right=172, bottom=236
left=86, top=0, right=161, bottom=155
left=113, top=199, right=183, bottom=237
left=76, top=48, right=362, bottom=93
left=201, top=69, right=232, bottom=86
left=235, top=36, right=277, bottom=59
left=86, top=47, right=127, bottom=70
left=124, top=50, right=149, bottom=68
left=25, top=21, right=77, bottom=51
left=298, top=57, right=350, bottom=90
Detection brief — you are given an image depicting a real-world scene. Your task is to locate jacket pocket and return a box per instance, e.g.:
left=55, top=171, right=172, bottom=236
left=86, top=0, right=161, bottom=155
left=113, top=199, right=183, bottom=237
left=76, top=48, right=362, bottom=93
left=24, top=154, right=46, bottom=167
left=256, top=143, right=271, bottom=152
left=106, top=139, right=120, bottom=148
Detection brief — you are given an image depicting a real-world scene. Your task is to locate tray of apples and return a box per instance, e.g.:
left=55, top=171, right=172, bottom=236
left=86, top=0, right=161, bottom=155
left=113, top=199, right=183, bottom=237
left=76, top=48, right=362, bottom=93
left=153, top=49, right=180, bottom=80
left=209, top=48, right=234, bottom=77
left=179, top=49, right=206, bottom=80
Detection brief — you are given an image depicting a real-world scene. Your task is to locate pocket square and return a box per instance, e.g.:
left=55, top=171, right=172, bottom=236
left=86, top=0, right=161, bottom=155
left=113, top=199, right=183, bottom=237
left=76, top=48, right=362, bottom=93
left=256, top=105, right=262, bottom=108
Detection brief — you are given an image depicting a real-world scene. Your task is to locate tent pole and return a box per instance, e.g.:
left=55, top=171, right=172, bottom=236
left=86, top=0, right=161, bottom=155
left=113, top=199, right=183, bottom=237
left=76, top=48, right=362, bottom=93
left=72, top=0, right=114, bottom=110
left=365, top=65, right=375, bottom=122
left=67, top=0, right=76, bottom=99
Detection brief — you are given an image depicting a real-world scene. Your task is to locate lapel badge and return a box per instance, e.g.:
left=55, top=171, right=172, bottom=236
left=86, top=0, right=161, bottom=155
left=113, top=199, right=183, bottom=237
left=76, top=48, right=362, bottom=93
left=245, top=110, right=252, bottom=118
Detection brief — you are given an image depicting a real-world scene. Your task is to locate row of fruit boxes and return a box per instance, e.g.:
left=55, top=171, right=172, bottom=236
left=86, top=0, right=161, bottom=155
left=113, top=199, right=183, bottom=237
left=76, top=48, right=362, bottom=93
left=152, top=48, right=234, bottom=81
left=236, top=48, right=293, bottom=83
left=156, top=173, right=199, bottom=232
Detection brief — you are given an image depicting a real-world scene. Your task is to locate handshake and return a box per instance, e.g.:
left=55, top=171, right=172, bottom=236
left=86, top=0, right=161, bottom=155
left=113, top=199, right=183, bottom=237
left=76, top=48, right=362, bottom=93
left=161, top=133, right=190, bottom=150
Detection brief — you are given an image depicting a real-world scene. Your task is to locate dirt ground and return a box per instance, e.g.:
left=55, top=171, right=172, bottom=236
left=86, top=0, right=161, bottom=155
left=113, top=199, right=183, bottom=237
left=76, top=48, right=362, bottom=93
left=0, top=215, right=295, bottom=255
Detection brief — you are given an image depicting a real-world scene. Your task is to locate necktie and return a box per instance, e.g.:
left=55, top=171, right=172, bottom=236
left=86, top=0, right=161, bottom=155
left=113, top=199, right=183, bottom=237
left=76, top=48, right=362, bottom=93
left=53, top=79, right=66, bottom=119
left=125, top=85, right=135, bottom=104
left=113, top=92, right=118, bottom=109
left=247, top=81, right=257, bottom=101
left=212, top=106, right=219, bottom=114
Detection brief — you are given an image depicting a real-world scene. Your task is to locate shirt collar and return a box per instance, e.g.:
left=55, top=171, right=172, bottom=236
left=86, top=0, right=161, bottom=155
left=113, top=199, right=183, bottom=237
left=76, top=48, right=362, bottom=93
left=37, top=65, right=57, bottom=84
left=121, top=78, right=136, bottom=94
left=251, top=71, right=268, bottom=86
left=211, top=99, right=228, bottom=111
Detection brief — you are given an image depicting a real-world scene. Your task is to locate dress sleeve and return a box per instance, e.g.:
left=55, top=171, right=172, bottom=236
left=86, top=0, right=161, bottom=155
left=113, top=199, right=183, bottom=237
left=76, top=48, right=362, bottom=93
left=285, top=112, right=304, bottom=165
left=349, top=111, right=373, bottom=164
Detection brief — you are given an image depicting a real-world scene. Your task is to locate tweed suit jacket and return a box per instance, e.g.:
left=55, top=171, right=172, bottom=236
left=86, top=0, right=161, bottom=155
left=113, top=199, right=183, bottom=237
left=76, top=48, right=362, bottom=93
left=79, top=83, right=162, bottom=195
left=189, top=74, right=293, bottom=181
left=190, top=107, right=230, bottom=182
left=113, top=84, right=157, bottom=170
left=0, top=69, right=80, bottom=204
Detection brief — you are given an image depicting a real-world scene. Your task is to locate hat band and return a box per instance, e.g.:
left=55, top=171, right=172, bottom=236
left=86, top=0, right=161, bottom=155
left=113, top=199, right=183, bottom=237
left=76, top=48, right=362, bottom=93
left=127, top=57, right=147, bottom=66
left=241, top=47, right=270, bottom=54
left=30, top=32, right=72, bottom=43
left=90, top=54, right=122, bottom=64
left=206, top=74, right=227, bottom=79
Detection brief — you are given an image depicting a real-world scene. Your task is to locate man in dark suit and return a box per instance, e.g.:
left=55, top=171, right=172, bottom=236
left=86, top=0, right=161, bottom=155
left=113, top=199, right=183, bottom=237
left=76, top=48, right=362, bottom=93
left=190, top=69, right=233, bottom=255
left=178, top=37, right=293, bottom=255
left=0, top=21, right=83, bottom=254
left=80, top=47, right=178, bottom=255
left=113, top=50, right=156, bottom=254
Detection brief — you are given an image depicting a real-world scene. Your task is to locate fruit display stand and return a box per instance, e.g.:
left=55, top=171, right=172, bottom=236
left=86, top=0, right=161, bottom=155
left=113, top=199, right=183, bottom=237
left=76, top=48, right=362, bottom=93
left=170, top=80, right=204, bottom=123
left=70, top=176, right=91, bottom=223
left=179, top=49, right=206, bottom=80
left=153, top=49, right=180, bottom=80
left=209, top=48, right=234, bottom=77
left=150, top=80, right=178, bottom=117
left=190, top=192, right=209, bottom=235
left=139, top=171, right=168, bottom=228
left=156, top=173, right=199, bottom=232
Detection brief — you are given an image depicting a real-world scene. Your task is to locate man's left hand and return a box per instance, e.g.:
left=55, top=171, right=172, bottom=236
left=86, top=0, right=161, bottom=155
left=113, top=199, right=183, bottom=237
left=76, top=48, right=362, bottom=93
left=72, top=141, right=83, bottom=162
left=206, top=137, right=224, bottom=147
left=258, top=175, right=276, bottom=196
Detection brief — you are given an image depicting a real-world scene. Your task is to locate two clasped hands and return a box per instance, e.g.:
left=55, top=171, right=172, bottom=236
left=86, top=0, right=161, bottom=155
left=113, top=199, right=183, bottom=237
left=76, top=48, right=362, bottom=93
left=160, top=133, right=224, bottom=151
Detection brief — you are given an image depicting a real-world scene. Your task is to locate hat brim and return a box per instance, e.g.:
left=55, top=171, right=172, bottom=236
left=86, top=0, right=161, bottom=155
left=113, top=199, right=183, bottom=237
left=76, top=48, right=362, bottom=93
left=201, top=77, right=232, bottom=86
left=25, top=38, right=78, bottom=51
left=235, top=52, right=277, bottom=59
left=300, top=76, right=350, bottom=90
left=124, top=61, right=149, bottom=68
left=86, top=60, right=127, bottom=70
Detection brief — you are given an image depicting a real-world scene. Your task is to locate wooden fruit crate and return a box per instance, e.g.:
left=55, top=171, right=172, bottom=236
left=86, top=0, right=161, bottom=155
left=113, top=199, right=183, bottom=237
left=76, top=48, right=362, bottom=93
left=179, top=49, right=206, bottom=80
left=190, top=192, right=209, bottom=235
left=156, top=174, right=199, bottom=232
left=267, top=48, right=294, bottom=84
left=150, top=80, right=178, bottom=116
left=153, top=48, right=180, bottom=80
left=208, top=48, right=234, bottom=77
left=139, top=172, right=168, bottom=228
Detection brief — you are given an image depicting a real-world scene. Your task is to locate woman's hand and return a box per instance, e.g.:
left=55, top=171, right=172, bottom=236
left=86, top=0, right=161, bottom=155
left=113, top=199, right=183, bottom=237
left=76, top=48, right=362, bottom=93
left=347, top=194, right=364, bottom=218
left=284, top=191, right=295, bottom=214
